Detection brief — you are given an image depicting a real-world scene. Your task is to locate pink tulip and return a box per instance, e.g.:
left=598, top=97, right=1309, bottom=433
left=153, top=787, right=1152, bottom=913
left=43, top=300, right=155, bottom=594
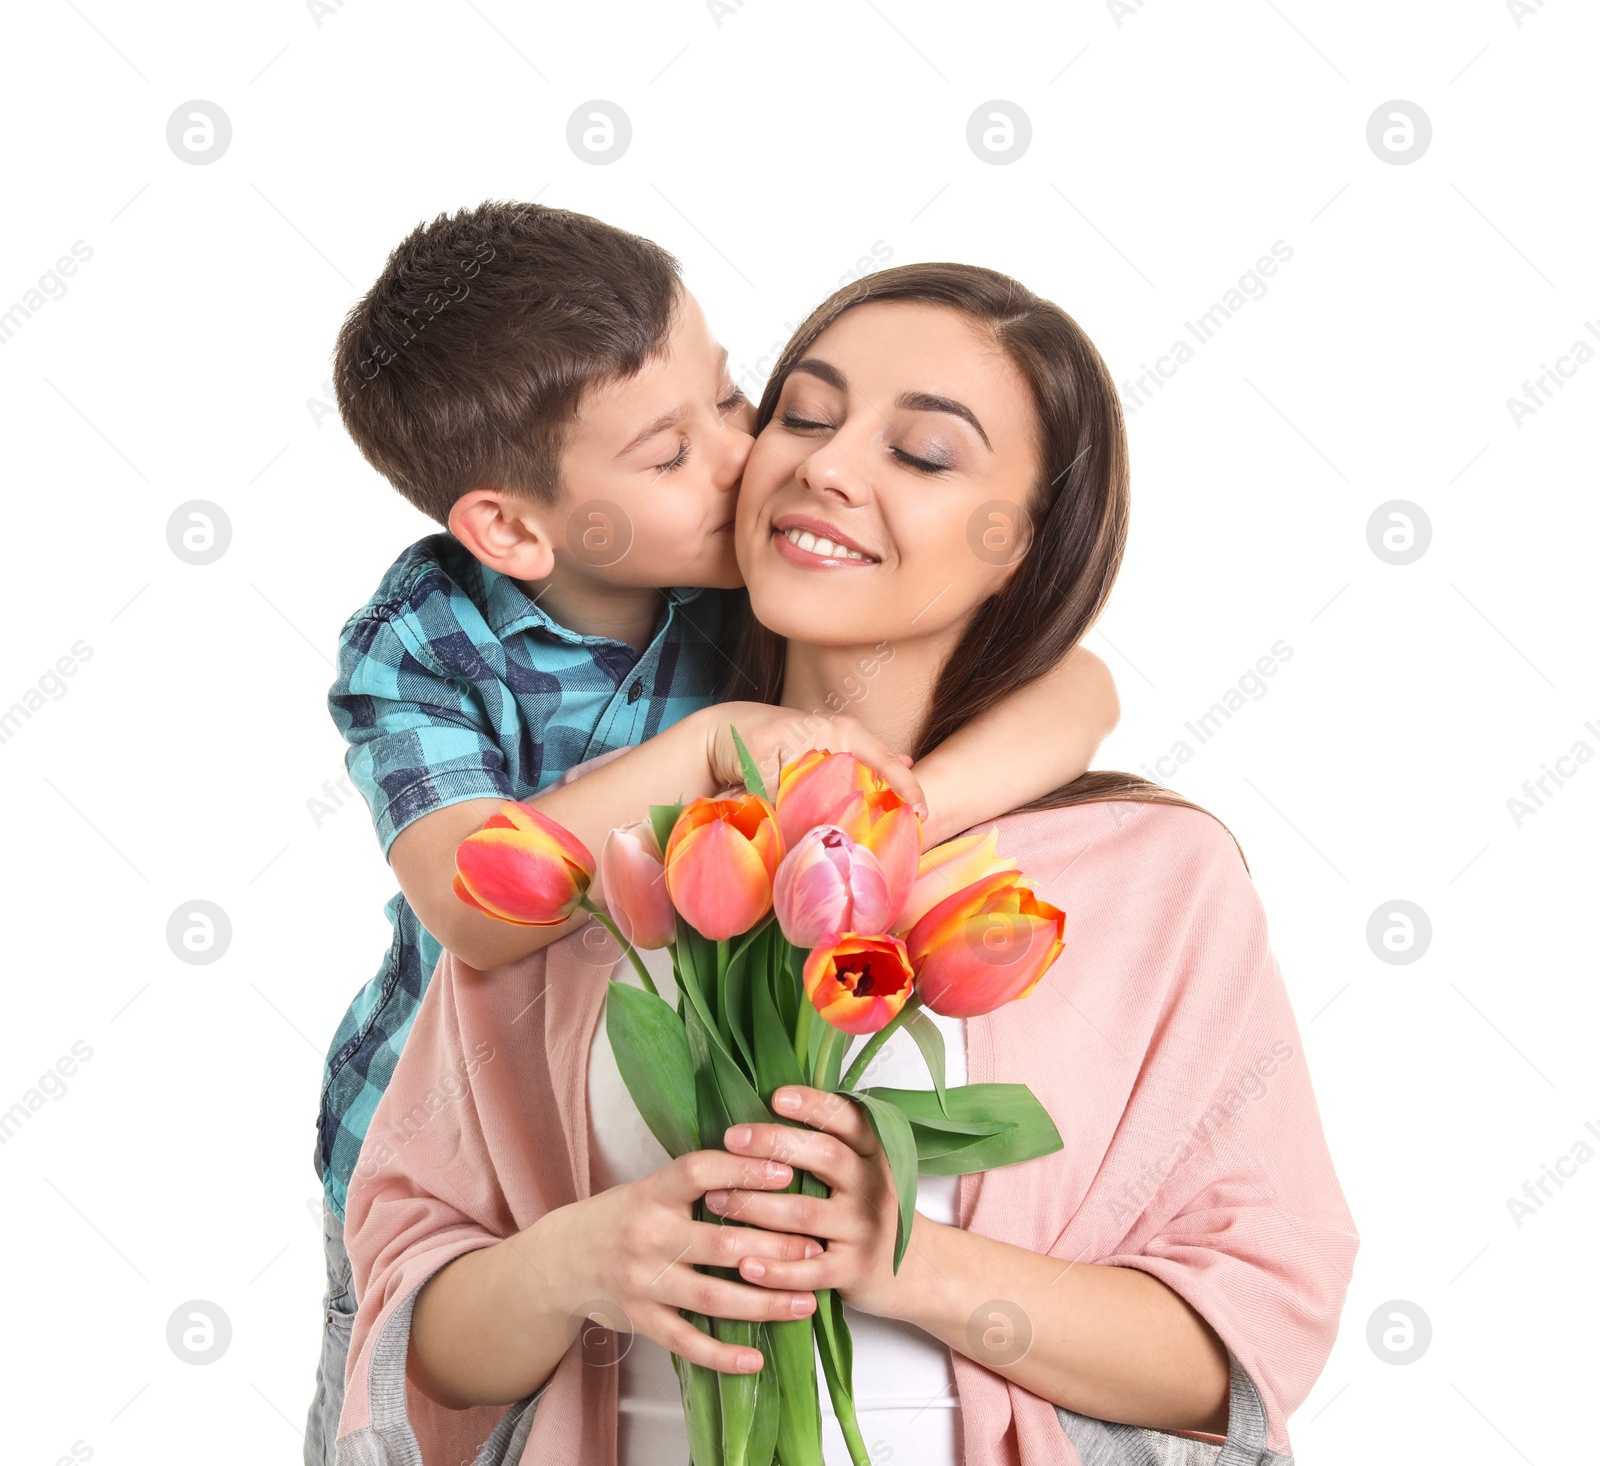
left=771, top=826, right=892, bottom=948
left=600, top=821, right=676, bottom=950
left=775, top=749, right=922, bottom=924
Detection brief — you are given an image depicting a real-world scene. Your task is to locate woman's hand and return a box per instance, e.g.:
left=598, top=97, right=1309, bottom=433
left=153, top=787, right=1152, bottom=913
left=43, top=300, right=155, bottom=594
left=705, top=1085, right=922, bottom=1321
left=700, top=702, right=926, bottom=816
left=534, top=1147, right=823, bottom=1375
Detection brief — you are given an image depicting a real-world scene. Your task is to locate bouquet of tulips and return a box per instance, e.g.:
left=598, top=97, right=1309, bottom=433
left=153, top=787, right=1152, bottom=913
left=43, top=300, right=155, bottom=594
left=453, top=731, right=1067, bottom=1466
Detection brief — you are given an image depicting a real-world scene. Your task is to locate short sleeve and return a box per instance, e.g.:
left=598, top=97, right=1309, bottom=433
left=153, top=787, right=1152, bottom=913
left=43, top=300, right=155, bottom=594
left=328, top=610, right=516, bottom=856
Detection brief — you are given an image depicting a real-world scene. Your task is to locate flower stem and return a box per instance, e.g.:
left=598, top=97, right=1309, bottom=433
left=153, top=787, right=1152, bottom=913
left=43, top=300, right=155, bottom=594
left=839, top=995, right=921, bottom=1092
left=580, top=897, right=660, bottom=999
left=810, top=1024, right=840, bottom=1090
left=793, top=982, right=815, bottom=1074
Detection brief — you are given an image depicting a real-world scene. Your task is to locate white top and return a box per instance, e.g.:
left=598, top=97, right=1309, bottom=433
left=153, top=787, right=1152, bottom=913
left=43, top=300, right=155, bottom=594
left=587, top=944, right=966, bottom=1466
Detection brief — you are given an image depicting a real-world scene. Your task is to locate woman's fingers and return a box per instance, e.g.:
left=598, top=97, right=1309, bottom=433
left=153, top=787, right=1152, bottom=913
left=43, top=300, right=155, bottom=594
left=661, top=1263, right=817, bottom=1331
left=703, top=1184, right=849, bottom=1242
left=659, top=1148, right=794, bottom=1207
left=684, top=1219, right=823, bottom=1270
left=648, top=1305, right=767, bottom=1376
left=816, top=721, right=926, bottom=815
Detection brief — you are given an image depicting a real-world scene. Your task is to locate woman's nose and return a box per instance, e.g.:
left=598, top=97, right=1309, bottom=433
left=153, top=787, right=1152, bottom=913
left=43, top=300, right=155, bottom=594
left=796, top=437, right=865, bottom=506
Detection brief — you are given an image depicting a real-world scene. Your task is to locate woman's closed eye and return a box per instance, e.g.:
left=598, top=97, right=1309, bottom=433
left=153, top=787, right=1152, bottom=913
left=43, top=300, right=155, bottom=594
left=781, top=402, right=954, bottom=474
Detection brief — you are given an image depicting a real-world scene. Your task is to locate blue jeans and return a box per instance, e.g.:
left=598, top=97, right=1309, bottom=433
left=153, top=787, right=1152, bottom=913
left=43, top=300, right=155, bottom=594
left=304, top=1200, right=357, bottom=1466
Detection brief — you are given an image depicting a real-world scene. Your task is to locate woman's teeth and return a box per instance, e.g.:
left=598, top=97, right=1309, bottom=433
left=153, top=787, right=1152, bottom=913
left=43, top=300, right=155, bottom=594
left=780, top=527, right=871, bottom=562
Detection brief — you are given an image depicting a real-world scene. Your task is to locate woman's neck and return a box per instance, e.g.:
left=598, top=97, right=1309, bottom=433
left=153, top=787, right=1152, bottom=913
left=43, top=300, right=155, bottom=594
left=778, top=630, right=959, bottom=756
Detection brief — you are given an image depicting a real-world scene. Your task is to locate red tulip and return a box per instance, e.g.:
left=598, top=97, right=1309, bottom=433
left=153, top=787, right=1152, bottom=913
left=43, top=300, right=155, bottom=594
left=453, top=801, right=596, bottom=926
left=600, top=820, right=676, bottom=950
left=775, top=750, right=921, bottom=923
left=771, top=825, right=892, bottom=949
left=905, top=869, right=1065, bottom=1018
left=663, top=793, right=784, bottom=940
left=803, top=933, right=916, bottom=1035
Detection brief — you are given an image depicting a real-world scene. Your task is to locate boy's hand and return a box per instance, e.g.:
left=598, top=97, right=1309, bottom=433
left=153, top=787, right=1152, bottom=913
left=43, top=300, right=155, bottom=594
left=701, top=703, right=926, bottom=816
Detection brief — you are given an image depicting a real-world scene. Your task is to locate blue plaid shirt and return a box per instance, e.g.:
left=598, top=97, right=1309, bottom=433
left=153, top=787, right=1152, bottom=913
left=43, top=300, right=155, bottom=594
left=317, top=532, right=741, bottom=1219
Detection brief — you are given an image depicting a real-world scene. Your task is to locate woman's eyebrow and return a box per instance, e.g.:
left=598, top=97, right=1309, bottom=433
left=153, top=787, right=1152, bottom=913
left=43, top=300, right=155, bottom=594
left=790, top=359, right=993, bottom=451
left=897, top=390, right=992, bottom=450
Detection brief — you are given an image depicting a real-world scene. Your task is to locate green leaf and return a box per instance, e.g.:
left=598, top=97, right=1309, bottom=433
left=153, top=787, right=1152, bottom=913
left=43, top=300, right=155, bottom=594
left=675, top=1312, right=724, bottom=1466
left=716, top=1316, right=761, bottom=1466
left=845, top=1091, right=920, bottom=1273
left=686, top=1002, right=731, bottom=1142
left=604, top=982, right=700, bottom=1159
left=766, top=1316, right=821, bottom=1463
left=747, top=1325, right=783, bottom=1466
left=812, top=1288, right=870, bottom=1466
left=729, top=724, right=771, bottom=802
left=751, top=940, right=807, bottom=1097
left=862, top=1082, right=1064, bottom=1175
left=649, top=802, right=684, bottom=860
left=709, top=1036, right=771, bottom=1129
left=903, top=1007, right=950, bottom=1119
left=675, top=914, right=737, bottom=1072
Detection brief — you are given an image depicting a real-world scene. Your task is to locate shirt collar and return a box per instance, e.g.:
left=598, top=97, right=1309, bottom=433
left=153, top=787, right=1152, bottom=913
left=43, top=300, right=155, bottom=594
left=481, top=564, right=706, bottom=647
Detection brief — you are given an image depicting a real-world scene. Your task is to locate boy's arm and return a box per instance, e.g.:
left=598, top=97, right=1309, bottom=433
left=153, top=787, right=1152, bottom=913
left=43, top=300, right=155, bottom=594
left=395, top=702, right=927, bottom=971
left=911, top=646, right=1120, bottom=848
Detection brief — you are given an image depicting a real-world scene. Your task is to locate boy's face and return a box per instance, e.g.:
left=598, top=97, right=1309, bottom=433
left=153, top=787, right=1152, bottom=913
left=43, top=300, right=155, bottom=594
left=553, top=290, right=755, bottom=591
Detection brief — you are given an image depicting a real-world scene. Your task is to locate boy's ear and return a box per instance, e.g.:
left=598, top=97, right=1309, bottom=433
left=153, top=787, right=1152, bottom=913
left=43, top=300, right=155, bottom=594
left=449, top=488, right=558, bottom=582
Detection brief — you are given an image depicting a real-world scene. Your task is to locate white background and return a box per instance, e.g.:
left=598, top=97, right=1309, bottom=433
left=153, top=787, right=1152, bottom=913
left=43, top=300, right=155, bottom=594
left=1, top=1, right=1594, bottom=1461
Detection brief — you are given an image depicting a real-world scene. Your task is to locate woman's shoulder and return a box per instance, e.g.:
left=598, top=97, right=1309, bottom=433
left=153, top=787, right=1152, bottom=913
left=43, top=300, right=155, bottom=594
left=986, top=792, right=1248, bottom=889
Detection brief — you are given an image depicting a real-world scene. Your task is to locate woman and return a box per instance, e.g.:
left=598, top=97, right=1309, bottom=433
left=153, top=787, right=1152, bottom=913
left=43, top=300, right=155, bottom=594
left=335, top=264, right=1358, bottom=1466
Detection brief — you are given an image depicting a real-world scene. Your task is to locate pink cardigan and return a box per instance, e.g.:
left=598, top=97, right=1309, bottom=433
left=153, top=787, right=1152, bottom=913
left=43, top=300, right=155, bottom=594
left=337, top=797, right=1357, bottom=1466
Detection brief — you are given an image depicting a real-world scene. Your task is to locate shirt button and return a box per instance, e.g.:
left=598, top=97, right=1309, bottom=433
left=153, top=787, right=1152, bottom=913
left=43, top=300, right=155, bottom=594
left=627, top=680, right=643, bottom=704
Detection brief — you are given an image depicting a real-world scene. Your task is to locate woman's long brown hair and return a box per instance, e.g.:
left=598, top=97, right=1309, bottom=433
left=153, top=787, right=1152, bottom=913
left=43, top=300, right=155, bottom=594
left=724, top=262, right=1244, bottom=866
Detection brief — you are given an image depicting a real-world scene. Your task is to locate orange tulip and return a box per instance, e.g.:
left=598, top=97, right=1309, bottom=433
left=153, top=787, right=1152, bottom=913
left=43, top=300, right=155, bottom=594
left=663, top=793, right=784, bottom=940
left=775, top=750, right=922, bottom=923
left=453, top=801, right=596, bottom=926
left=894, top=825, right=1019, bottom=935
left=905, top=869, right=1065, bottom=1018
left=600, top=820, right=677, bottom=950
left=803, top=933, right=916, bottom=1035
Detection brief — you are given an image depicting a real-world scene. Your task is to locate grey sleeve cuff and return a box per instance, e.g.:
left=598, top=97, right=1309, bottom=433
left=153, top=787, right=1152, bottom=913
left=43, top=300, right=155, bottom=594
left=334, top=1280, right=547, bottom=1466
left=1056, top=1352, right=1290, bottom=1466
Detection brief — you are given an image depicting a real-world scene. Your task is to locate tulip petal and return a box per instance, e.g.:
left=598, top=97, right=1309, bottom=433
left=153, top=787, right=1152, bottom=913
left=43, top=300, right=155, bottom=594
left=666, top=819, right=773, bottom=940
left=456, top=825, right=587, bottom=925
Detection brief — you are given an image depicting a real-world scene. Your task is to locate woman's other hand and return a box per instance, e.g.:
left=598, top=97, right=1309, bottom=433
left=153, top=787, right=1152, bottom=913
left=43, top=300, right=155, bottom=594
left=700, top=702, right=926, bottom=817
left=706, top=1085, right=923, bottom=1322
left=535, top=1147, right=823, bottom=1373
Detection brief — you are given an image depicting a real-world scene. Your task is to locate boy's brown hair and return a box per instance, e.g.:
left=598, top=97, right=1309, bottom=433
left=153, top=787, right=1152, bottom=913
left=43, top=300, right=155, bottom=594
left=333, top=201, right=682, bottom=525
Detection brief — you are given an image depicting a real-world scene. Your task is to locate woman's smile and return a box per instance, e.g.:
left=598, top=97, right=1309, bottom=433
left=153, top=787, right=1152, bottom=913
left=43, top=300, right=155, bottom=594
left=771, top=512, right=881, bottom=568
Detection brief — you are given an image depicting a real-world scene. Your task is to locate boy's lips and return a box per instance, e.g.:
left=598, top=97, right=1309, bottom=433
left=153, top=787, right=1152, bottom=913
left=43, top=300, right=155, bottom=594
left=713, top=519, right=735, bottom=534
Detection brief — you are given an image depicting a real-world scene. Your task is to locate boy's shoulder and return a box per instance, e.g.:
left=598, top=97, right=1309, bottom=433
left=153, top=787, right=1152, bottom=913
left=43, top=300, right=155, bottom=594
left=342, top=532, right=488, bottom=632
left=339, top=532, right=744, bottom=667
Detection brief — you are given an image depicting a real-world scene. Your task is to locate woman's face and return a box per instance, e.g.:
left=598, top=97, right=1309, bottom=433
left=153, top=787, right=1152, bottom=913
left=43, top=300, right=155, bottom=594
left=735, top=301, right=1042, bottom=649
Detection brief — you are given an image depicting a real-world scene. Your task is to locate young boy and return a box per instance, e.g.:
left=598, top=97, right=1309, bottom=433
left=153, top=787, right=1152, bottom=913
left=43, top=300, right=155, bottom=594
left=304, top=201, right=1120, bottom=1461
